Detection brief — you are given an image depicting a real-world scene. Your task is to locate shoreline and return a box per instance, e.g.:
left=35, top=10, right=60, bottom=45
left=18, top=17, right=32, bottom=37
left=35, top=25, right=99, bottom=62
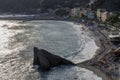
left=0, top=17, right=118, bottom=80
left=79, top=22, right=119, bottom=80
left=78, top=61, right=112, bottom=80
left=76, top=23, right=113, bottom=80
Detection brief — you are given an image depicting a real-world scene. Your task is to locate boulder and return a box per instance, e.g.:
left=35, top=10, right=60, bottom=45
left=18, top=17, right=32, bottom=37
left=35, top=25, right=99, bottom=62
left=33, top=47, right=75, bottom=71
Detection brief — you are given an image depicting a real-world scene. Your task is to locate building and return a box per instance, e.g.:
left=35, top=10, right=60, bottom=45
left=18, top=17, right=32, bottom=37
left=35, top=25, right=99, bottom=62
left=70, top=8, right=95, bottom=19
left=96, top=9, right=110, bottom=22
left=101, top=11, right=110, bottom=22
left=109, top=30, right=120, bottom=43
left=96, top=9, right=102, bottom=20
left=70, top=8, right=81, bottom=18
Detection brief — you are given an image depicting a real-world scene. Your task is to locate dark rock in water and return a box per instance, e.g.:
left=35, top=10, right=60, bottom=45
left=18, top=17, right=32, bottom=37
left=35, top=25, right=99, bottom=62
left=33, top=47, right=75, bottom=71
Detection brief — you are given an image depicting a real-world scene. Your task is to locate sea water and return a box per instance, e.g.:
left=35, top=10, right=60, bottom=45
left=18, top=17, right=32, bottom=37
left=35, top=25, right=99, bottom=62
left=0, top=20, right=102, bottom=80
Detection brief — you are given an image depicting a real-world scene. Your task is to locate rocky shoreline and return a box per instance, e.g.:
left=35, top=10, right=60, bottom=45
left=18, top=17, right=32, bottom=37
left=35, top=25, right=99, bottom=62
left=78, top=22, right=120, bottom=80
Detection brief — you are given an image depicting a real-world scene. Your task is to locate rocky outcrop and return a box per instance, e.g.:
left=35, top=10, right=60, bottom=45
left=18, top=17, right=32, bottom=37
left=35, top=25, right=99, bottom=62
left=33, top=47, right=75, bottom=71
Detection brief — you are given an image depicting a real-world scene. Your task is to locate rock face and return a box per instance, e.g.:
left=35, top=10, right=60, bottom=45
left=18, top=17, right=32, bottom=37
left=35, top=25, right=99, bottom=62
left=33, top=47, right=75, bottom=71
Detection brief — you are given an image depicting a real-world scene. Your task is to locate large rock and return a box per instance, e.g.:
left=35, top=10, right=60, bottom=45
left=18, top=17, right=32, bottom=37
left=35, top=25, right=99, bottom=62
left=33, top=47, right=75, bottom=71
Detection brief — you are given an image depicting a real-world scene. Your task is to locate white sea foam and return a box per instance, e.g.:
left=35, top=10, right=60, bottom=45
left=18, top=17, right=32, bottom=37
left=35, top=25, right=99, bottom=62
left=64, top=22, right=99, bottom=63
left=0, top=20, right=25, bottom=58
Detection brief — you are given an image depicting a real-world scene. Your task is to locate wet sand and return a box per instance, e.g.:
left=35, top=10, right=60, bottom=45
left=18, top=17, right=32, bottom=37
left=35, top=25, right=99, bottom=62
left=79, top=23, right=119, bottom=80
left=74, top=23, right=113, bottom=80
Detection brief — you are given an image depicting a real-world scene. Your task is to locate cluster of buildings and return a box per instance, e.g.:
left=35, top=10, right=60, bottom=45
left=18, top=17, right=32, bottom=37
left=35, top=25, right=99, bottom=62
left=70, top=8, right=95, bottom=20
left=70, top=8, right=120, bottom=42
left=70, top=8, right=118, bottom=23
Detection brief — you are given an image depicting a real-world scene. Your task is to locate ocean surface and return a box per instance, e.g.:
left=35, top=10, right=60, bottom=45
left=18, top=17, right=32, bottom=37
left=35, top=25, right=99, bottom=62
left=0, top=20, right=102, bottom=80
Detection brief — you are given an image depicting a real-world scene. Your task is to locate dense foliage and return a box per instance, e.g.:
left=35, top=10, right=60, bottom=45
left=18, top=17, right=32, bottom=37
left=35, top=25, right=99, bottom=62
left=0, top=0, right=40, bottom=13
left=55, top=8, right=70, bottom=16
left=107, top=13, right=120, bottom=26
left=0, top=0, right=89, bottom=13
left=96, top=0, right=120, bottom=11
left=0, top=0, right=119, bottom=13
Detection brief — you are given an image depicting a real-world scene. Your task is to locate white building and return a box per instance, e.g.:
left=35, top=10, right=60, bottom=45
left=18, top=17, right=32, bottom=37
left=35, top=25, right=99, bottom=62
left=101, top=11, right=110, bottom=22
left=70, top=8, right=81, bottom=18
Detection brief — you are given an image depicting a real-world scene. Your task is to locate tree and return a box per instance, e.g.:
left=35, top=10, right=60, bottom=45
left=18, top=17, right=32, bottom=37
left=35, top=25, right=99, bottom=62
left=55, top=8, right=70, bottom=16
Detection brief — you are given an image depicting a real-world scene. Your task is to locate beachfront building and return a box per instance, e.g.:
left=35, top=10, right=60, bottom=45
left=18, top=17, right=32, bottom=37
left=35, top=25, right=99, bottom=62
left=96, top=9, right=102, bottom=20
left=109, top=31, right=120, bottom=43
left=101, top=11, right=110, bottom=22
left=81, top=8, right=88, bottom=16
left=70, top=8, right=95, bottom=19
left=70, top=8, right=81, bottom=18
left=75, top=8, right=87, bottom=18
left=109, top=34, right=120, bottom=41
left=96, top=9, right=110, bottom=22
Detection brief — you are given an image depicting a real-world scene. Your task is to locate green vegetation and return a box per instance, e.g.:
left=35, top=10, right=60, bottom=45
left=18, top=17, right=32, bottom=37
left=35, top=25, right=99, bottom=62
left=107, top=13, right=120, bottom=25
left=0, top=0, right=89, bottom=13
left=55, top=8, right=70, bottom=16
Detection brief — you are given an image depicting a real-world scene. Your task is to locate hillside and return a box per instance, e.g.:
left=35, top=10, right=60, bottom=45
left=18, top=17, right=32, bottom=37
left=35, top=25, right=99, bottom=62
left=0, top=0, right=90, bottom=13
left=0, top=0, right=119, bottom=13
left=92, top=0, right=120, bottom=11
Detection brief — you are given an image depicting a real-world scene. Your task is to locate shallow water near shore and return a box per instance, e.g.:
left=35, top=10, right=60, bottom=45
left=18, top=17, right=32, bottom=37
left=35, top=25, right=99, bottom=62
left=0, top=20, right=102, bottom=80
